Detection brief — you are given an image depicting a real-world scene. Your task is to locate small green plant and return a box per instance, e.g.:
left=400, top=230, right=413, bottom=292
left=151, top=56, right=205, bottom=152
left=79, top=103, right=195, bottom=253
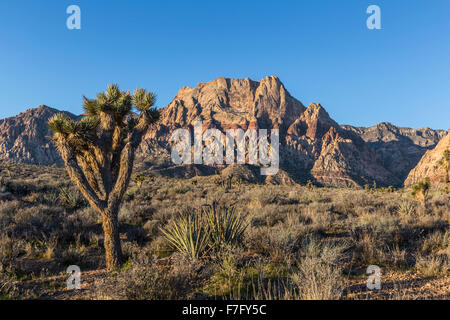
left=134, top=174, right=146, bottom=188
left=442, top=184, right=450, bottom=195
left=397, top=201, right=416, bottom=216
left=160, top=212, right=210, bottom=259
left=213, top=174, right=233, bottom=192
left=411, top=177, right=431, bottom=207
left=58, top=186, right=86, bottom=211
left=387, top=185, right=396, bottom=193
left=438, top=149, right=450, bottom=183
left=0, top=176, right=7, bottom=193
left=203, top=202, right=247, bottom=250
left=306, top=180, right=315, bottom=190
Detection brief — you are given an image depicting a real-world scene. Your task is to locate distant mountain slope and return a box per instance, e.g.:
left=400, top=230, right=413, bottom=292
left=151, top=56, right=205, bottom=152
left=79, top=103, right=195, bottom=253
left=342, top=123, right=447, bottom=183
left=0, top=105, right=79, bottom=166
left=0, top=77, right=446, bottom=188
left=404, top=131, right=450, bottom=185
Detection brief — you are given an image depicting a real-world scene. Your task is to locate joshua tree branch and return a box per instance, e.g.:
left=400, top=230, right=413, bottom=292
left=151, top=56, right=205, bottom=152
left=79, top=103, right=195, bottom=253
left=59, top=143, right=106, bottom=214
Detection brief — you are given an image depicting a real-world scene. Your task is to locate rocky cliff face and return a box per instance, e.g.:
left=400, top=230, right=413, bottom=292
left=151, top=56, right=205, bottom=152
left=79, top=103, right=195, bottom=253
left=0, top=77, right=446, bottom=188
left=0, top=105, right=78, bottom=166
left=404, top=132, right=450, bottom=185
left=283, top=103, right=395, bottom=187
left=343, top=123, right=447, bottom=183
left=157, top=76, right=305, bottom=132
left=143, top=77, right=401, bottom=187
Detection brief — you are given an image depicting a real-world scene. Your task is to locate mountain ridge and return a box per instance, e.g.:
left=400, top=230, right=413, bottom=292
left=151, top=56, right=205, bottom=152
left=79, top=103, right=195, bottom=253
left=0, top=77, right=447, bottom=187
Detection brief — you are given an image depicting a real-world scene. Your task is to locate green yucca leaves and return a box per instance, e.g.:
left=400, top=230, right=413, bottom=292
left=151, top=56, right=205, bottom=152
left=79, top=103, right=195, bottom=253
left=160, top=203, right=247, bottom=259
left=77, top=116, right=100, bottom=132
left=203, top=202, right=247, bottom=250
left=52, top=84, right=158, bottom=140
left=133, top=88, right=155, bottom=112
left=49, top=113, right=99, bottom=136
left=48, top=113, right=71, bottom=134
left=106, top=83, right=120, bottom=102
left=411, top=177, right=431, bottom=206
left=160, top=212, right=210, bottom=259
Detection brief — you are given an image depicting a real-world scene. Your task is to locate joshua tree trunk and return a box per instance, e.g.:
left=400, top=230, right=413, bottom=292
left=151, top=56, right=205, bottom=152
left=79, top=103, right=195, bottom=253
left=102, top=210, right=122, bottom=269
left=49, top=84, right=159, bottom=270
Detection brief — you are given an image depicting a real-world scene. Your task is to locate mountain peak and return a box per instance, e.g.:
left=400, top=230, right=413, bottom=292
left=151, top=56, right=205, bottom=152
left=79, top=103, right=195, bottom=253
left=160, top=76, right=305, bottom=131
left=286, top=103, right=339, bottom=139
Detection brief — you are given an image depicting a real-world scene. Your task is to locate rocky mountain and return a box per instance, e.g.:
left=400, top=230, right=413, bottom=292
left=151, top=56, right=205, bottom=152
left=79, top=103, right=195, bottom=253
left=282, top=103, right=396, bottom=187
left=142, top=76, right=404, bottom=187
left=0, top=76, right=446, bottom=188
left=342, top=123, right=447, bottom=183
left=0, top=105, right=79, bottom=166
left=404, top=132, right=450, bottom=186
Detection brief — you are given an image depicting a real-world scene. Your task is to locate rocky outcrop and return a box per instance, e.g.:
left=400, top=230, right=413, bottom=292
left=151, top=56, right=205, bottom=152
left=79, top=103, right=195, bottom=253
left=283, top=104, right=395, bottom=187
left=0, top=105, right=79, bottom=166
left=404, top=131, right=450, bottom=185
left=343, top=123, right=447, bottom=183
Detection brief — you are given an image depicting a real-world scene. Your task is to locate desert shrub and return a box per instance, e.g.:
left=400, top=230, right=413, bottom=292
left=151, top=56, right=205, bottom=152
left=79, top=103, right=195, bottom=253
left=143, top=220, right=160, bottom=238
left=415, top=255, right=448, bottom=278
left=55, top=243, right=89, bottom=267
left=421, top=230, right=449, bottom=255
left=0, top=235, right=23, bottom=269
left=291, top=239, right=347, bottom=300
left=95, top=251, right=203, bottom=299
left=0, top=176, right=7, bottom=193
left=13, top=205, right=66, bottom=239
left=397, top=200, right=416, bottom=216
left=126, top=226, right=147, bottom=244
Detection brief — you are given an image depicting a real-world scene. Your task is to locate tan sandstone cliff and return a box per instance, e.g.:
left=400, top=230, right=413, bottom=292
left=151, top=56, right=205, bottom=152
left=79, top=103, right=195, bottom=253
left=404, top=131, right=450, bottom=185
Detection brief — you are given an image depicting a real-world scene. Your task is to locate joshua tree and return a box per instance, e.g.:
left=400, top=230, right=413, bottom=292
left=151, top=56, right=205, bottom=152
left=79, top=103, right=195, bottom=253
left=49, top=84, right=159, bottom=270
left=411, top=177, right=431, bottom=208
left=438, top=150, right=450, bottom=183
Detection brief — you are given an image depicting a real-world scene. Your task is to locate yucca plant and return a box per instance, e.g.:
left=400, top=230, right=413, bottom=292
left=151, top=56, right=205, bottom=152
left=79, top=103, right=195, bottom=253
left=160, top=213, right=210, bottom=259
left=397, top=200, right=416, bottom=216
left=203, top=202, right=247, bottom=250
left=58, top=186, right=86, bottom=211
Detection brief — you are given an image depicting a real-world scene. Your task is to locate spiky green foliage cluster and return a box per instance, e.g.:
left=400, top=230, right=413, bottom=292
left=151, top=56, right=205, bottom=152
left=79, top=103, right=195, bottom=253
left=160, top=203, right=247, bottom=259
left=438, top=150, right=450, bottom=183
left=160, top=212, right=210, bottom=259
left=203, top=202, right=247, bottom=250
left=49, top=84, right=159, bottom=154
left=411, top=177, right=431, bottom=206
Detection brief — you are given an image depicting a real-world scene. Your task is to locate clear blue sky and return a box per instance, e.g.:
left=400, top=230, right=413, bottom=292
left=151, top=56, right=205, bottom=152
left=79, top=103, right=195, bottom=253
left=0, top=0, right=449, bottom=130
